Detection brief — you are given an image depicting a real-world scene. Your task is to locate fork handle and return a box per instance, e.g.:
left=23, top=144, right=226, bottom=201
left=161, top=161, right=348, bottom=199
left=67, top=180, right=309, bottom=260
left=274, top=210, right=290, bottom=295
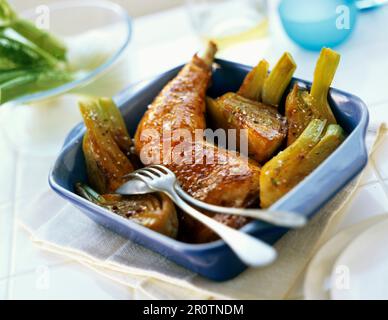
left=174, top=184, right=306, bottom=228
left=165, top=188, right=277, bottom=267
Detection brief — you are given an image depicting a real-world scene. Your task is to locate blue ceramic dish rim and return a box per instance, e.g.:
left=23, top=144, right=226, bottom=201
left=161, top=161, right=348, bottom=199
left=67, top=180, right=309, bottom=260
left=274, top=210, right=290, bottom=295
left=49, top=58, right=369, bottom=253
left=2, top=0, right=132, bottom=107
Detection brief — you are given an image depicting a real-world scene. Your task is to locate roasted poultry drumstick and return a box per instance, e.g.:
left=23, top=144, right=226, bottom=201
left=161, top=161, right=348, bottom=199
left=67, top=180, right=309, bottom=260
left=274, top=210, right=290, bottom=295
left=134, top=42, right=262, bottom=243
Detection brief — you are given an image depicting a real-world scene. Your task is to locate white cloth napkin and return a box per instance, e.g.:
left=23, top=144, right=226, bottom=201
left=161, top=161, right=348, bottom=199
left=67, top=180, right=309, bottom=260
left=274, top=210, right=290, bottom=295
left=17, top=124, right=384, bottom=299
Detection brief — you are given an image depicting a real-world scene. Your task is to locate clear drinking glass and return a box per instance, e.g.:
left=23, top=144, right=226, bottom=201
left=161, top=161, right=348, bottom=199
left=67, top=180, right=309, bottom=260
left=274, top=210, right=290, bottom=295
left=186, top=0, right=268, bottom=48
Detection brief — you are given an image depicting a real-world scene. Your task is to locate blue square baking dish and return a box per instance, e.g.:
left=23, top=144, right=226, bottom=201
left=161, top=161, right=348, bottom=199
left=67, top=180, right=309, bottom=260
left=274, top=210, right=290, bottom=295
left=49, top=59, right=369, bottom=281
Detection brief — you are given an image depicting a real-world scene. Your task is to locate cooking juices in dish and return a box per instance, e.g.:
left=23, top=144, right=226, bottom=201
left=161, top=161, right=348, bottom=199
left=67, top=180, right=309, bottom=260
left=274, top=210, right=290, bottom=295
left=77, top=42, right=345, bottom=243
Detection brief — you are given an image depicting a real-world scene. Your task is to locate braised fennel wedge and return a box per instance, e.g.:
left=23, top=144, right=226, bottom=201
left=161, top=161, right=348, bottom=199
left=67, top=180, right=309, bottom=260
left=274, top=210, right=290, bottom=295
left=0, top=0, right=71, bottom=104
left=79, top=97, right=134, bottom=194
left=286, top=48, right=340, bottom=145
left=77, top=97, right=179, bottom=238
left=76, top=183, right=178, bottom=238
left=207, top=93, right=287, bottom=163
left=238, top=52, right=297, bottom=107
left=207, top=52, right=295, bottom=163
left=260, top=119, right=346, bottom=208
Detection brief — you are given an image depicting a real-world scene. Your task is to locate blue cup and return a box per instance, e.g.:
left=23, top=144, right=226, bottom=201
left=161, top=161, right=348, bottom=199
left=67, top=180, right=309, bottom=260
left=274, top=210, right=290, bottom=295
left=278, top=0, right=358, bottom=50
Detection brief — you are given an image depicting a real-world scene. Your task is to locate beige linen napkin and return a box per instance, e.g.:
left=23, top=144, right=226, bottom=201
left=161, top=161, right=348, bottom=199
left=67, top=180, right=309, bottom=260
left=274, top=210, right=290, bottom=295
left=18, top=124, right=385, bottom=300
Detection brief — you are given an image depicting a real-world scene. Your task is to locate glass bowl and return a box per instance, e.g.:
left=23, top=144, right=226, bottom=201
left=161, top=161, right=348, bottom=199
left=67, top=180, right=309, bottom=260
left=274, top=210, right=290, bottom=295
left=3, top=0, right=132, bottom=106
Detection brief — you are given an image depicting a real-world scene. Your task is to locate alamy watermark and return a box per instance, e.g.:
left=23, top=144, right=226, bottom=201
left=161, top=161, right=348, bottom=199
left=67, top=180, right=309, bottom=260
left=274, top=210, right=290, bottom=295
left=35, top=5, right=50, bottom=30
left=336, top=5, right=351, bottom=30
left=35, top=265, right=50, bottom=290
left=333, top=264, right=350, bottom=291
left=138, top=124, right=250, bottom=174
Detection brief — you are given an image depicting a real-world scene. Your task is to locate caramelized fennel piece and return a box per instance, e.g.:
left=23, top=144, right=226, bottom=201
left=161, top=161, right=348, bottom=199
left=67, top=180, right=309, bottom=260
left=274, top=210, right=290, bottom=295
left=237, top=59, right=269, bottom=101
left=286, top=48, right=340, bottom=145
left=134, top=42, right=262, bottom=243
left=310, top=48, right=340, bottom=123
left=207, top=93, right=287, bottom=163
left=260, top=119, right=326, bottom=208
left=79, top=97, right=134, bottom=194
left=304, top=124, right=345, bottom=172
left=262, top=52, right=297, bottom=107
left=206, top=53, right=295, bottom=163
left=237, top=53, right=296, bottom=107
left=285, top=84, right=314, bottom=145
left=260, top=120, right=345, bottom=208
left=76, top=183, right=178, bottom=238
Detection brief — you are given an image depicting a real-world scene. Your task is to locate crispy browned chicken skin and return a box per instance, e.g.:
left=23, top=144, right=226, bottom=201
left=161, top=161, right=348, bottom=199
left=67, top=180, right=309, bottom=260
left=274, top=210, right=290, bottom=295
left=134, top=42, right=261, bottom=243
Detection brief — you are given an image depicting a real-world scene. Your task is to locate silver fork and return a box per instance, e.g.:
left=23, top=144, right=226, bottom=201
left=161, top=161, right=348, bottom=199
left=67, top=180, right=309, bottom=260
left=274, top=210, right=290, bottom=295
left=117, top=170, right=306, bottom=228
left=128, top=165, right=277, bottom=267
left=174, top=184, right=306, bottom=228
